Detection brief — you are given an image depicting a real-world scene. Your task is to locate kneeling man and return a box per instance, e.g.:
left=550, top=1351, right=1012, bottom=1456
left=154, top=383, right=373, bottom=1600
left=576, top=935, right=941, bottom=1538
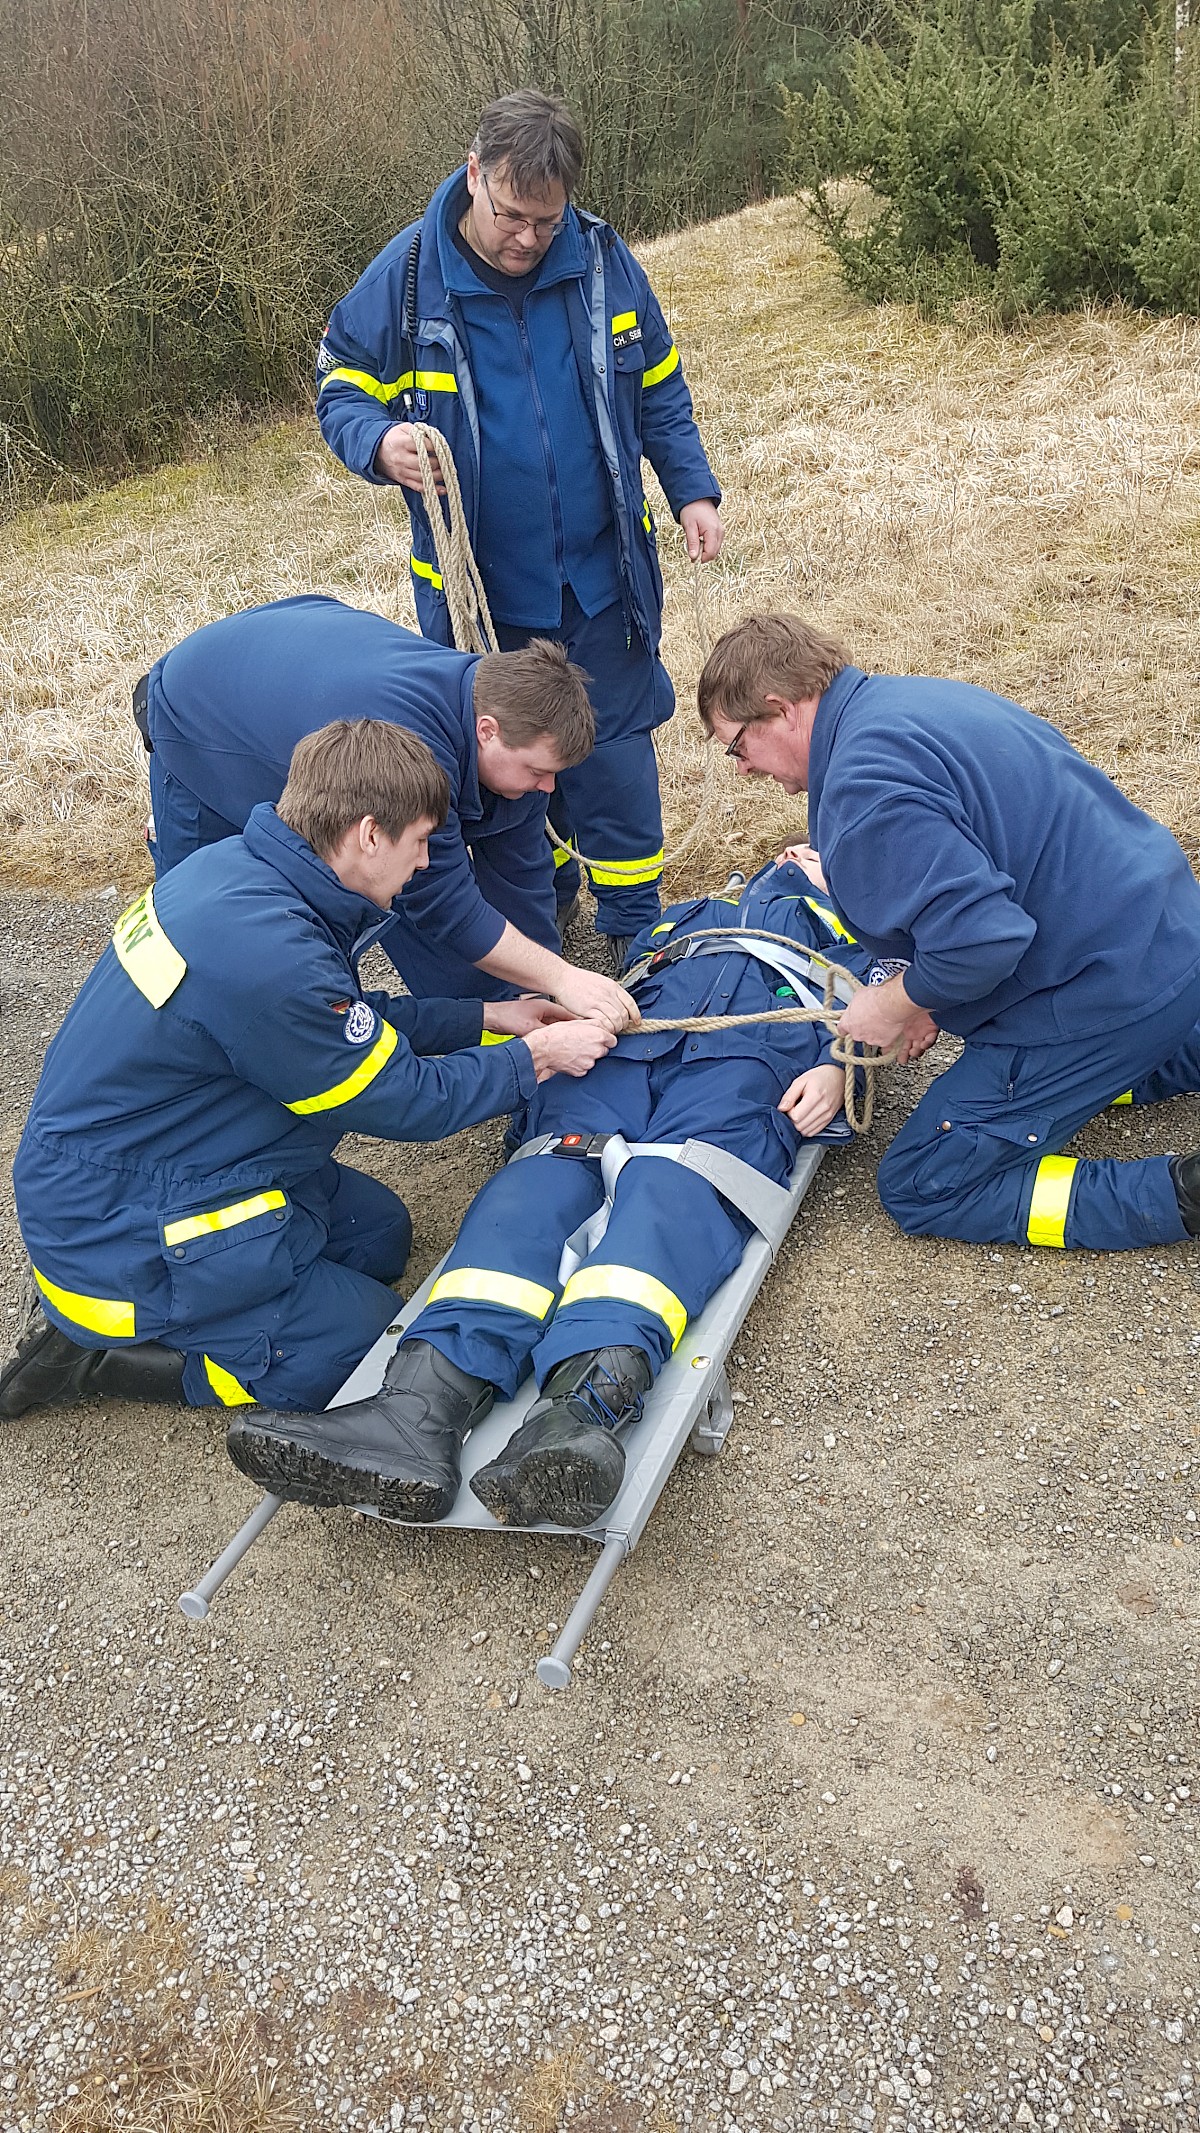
left=228, top=854, right=887, bottom=1525
left=2, top=722, right=611, bottom=1421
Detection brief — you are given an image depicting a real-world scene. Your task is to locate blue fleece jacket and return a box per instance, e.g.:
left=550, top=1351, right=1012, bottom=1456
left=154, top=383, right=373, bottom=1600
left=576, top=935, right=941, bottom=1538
left=146, top=595, right=552, bottom=966
left=14, top=807, right=538, bottom=1343
left=316, top=170, right=719, bottom=663
left=807, top=667, right=1200, bottom=1043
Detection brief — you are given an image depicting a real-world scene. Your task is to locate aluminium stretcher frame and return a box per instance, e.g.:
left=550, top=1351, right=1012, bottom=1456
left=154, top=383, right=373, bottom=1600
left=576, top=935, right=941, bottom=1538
left=180, top=1141, right=826, bottom=1687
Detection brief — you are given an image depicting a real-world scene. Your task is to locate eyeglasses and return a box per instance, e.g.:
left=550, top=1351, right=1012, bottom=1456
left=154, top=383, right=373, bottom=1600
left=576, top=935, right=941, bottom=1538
left=481, top=171, right=566, bottom=241
left=724, top=723, right=749, bottom=761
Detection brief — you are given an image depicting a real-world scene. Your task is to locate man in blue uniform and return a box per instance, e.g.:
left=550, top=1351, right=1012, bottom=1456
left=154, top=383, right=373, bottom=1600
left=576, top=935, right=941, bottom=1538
left=1, top=721, right=614, bottom=1424
left=316, top=89, right=724, bottom=960
left=697, top=611, right=1200, bottom=1254
left=138, top=592, right=632, bottom=1020
left=225, top=855, right=881, bottom=1527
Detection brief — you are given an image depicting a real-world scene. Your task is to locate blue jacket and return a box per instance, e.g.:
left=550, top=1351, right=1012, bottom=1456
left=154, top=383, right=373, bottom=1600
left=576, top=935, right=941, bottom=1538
left=613, top=857, right=885, bottom=1137
left=808, top=667, right=1200, bottom=1044
left=147, top=595, right=556, bottom=966
left=316, top=170, right=719, bottom=660
left=13, top=807, right=538, bottom=1346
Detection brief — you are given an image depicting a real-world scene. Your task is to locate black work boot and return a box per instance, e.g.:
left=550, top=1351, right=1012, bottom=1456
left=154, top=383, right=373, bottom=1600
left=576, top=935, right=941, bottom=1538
left=226, top=1338, right=494, bottom=1522
left=469, top=1345, right=652, bottom=1529
left=0, top=1298, right=186, bottom=1419
left=1170, top=1153, right=1200, bottom=1237
left=607, top=936, right=633, bottom=976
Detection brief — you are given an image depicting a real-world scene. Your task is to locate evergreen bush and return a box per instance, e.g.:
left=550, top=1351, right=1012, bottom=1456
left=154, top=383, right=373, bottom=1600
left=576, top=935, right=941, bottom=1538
left=789, top=4, right=1200, bottom=317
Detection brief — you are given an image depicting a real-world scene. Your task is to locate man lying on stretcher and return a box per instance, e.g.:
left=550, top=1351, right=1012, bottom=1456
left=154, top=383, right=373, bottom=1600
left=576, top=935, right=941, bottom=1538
left=228, top=851, right=901, bottom=1528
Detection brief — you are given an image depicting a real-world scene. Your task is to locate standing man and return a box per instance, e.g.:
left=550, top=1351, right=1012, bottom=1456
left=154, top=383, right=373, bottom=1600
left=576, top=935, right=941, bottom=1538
left=316, top=89, right=724, bottom=963
left=697, top=612, right=1200, bottom=1255
left=138, top=593, right=632, bottom=1018
left=1, top=720, right=613, bottom=1423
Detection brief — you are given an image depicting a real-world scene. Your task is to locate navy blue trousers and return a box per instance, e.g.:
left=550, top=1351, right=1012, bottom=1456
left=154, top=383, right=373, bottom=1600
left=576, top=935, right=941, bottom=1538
left=496, top=590, right=672, bottom=937
left=877, top=969, right=1200, bottom=1251
left=178, top=1161, right=407, bottom=1411
left=408, top=1049, right=800, bottom=1396
left=148, top=754, right=240, bottom=874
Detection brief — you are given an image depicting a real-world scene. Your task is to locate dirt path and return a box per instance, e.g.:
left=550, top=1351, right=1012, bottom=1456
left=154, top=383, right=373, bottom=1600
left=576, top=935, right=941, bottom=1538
left=1, top=886, right=1197, bottom=2131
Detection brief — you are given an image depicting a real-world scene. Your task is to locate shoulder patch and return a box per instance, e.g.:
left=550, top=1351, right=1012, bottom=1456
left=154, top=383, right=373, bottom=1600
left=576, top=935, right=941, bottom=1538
left=344, top=1001, right=378, bottom=1046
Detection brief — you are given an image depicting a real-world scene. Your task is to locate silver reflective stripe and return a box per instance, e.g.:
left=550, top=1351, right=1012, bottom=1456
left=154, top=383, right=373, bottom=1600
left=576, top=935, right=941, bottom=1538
left=586, top=228, right=633, bottom=576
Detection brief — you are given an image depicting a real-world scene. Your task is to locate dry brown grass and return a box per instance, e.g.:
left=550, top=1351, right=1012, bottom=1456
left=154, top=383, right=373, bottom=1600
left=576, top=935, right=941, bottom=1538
left=2, top=194, right=1199, bottom=897
left=49, top=2018, right=304, bottom=2133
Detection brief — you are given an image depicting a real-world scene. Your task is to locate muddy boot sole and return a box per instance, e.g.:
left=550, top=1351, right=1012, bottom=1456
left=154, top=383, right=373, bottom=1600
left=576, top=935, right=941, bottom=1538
left=470, top=1434, right=625, bottom=1530
left=227, top=1424, right=456, bottom=1523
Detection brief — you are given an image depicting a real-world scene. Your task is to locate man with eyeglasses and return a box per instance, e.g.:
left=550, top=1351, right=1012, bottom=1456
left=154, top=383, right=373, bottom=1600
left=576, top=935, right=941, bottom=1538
left=698, top=610, right=1200, bottom=1260
left=316, top=89, right=724, bottom=971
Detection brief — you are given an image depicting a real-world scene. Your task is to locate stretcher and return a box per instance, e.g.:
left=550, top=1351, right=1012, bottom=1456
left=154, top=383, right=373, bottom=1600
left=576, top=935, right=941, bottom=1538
left=179, top=1141, right=826, bottom=1686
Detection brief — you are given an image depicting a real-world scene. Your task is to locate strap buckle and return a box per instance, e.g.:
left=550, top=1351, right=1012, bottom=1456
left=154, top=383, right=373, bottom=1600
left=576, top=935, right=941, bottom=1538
left=548, top=1133, right=613, bottom=1161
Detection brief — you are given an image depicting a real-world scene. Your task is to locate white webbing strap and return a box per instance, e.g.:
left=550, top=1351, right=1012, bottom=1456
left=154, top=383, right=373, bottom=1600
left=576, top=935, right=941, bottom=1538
left=554, top=1133, right=796, bottom=1283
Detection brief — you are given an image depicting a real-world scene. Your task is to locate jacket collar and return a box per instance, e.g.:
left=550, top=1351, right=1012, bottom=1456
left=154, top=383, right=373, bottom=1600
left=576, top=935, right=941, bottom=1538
left=431, top=166, right=589, bottom=299
left=242, top=805, right=390, bottom=959
left=807, top=665, right=867, bottom=830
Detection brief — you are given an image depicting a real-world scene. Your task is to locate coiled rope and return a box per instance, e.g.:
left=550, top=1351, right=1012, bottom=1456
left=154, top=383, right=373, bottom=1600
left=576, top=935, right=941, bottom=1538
left=630, top=937, right=895, bottom=1134
left=409, top=421, right=720, bottom=875
left=407, top=425, right=896, bottom=1131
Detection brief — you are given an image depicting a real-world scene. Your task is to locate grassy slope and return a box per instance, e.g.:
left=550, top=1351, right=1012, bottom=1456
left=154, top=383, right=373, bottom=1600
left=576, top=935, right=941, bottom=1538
left=2, top=195, right=1199, bottom=896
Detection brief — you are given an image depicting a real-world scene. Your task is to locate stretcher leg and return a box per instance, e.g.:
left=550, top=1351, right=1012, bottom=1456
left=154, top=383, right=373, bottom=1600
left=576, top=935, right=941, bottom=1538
left=689, top=1365, right=734, bottom=1456
left=178, top=1492, right=285, bottom=1619
left=537, top=1534, right=629, bottom=1690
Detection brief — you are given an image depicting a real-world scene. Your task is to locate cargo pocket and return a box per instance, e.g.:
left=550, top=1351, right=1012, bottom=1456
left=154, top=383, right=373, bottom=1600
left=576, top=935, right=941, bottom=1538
left=906, top=1112, right=1054, bottom=1206
left=159, top=1188, right=294, bottom=1332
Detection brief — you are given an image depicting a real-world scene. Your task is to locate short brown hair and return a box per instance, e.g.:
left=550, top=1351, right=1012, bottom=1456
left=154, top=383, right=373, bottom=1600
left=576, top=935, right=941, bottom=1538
left=697, top=613, right=850, bottom=732
left=472, top=90, right=584, bottom=199
left=473, top=640, right=595, bottom=766
left=278, top=720, right=450, bottom=858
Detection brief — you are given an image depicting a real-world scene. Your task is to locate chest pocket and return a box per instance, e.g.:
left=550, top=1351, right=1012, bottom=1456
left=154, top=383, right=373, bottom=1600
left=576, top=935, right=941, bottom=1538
left=159, top=1189, right=294, bottom=1331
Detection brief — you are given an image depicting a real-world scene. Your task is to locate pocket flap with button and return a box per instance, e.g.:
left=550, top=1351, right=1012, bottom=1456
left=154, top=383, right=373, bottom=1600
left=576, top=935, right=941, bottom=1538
left=159, top=1189, right=294, bottom=1331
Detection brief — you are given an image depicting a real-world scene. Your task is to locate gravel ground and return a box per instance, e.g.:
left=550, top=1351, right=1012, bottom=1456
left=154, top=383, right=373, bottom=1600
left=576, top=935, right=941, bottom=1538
left=1, top=888, right=1198, bottom=2133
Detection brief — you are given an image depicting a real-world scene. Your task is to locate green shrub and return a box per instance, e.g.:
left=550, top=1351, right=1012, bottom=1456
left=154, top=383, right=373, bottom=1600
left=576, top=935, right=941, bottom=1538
left=789, top=4, right=1200, bottom=317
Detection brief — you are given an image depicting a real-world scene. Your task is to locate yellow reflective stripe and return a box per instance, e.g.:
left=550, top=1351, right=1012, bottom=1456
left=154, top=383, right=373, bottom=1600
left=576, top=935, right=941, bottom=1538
left=642, top=496, right=652, bottom=533
left=204, top=1356, right=256, bottom=1406
left=1111, top=1090, right=1133, bottom=1105
left=113, top=887, right=187, bottom=1009
left=318, top=365, right=396, bottom=404
left=611, top=310, right=637, bottom=333
left=480, top=1030, right=515, bottom=1045
left=410, top=555, right=444, bottom=591
left=284, top=1020, right=398, bottom=1114
left=552, top=842, right=575, bottom=869
left=163, top=1191, right=286, bottom=1248
left=1027, top=1156, right=1077, bottom=1249
left=642, top=344, right=680, bottom=389
left=650, top=920, right=674, bottom=936
left=585, top=848, right=665, bottom=887
left=428, top=1267, right=555, bottom=1320
left=804, top=896, right=857, bottom=945
left=317, top=366, right=458, bottom=403
left=559, top=1265, right=687, bottom=1349
left=33, top=1268, right=136, bottom=1341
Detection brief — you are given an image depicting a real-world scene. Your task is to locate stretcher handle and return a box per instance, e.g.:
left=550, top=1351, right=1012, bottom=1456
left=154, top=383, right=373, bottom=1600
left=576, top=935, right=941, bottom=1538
left=537, top=1533, right=628, bottom=1690
left=179, top=1493, right=286, bottom=1619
